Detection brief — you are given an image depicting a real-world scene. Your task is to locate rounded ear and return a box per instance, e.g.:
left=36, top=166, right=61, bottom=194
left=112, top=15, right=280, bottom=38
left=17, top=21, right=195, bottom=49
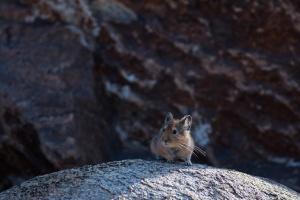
left=180, top=115, right=192, bottom=130
left=164, top=112, right=174, bottom=124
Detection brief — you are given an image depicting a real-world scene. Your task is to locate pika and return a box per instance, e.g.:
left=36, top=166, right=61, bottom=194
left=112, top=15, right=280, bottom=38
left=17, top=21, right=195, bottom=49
left=150, top=112, right=195, bottom=166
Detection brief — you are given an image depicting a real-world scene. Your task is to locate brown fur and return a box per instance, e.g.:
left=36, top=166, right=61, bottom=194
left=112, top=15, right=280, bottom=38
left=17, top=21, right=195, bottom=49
left=150, top=112, right=195, bottom=166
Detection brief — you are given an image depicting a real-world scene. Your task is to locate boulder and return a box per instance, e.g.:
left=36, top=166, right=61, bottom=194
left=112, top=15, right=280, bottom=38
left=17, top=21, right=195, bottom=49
left=0, top=160, right=299, bottom=199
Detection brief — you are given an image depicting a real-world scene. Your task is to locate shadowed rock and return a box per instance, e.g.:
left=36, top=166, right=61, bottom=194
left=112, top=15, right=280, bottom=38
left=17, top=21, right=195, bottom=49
left=0, top=160, right=299, bottom=199
left=0, top=8, right=118, bottom=191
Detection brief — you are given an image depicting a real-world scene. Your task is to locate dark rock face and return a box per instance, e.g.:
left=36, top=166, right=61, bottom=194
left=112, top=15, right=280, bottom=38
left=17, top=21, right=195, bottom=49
left=0, top=0, right=118, bottom=191
left=1, top=0, right=300, bottom=192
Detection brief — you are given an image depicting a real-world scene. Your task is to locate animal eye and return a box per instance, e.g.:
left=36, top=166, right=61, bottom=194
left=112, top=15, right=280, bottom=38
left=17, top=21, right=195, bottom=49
left=162, top=128, right=165, bottom=132
left=173, top=130, right=177, bottom=134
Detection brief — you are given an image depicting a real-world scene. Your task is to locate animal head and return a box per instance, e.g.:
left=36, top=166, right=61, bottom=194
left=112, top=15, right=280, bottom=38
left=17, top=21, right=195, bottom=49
left=159, top=112, right=192, bottom=147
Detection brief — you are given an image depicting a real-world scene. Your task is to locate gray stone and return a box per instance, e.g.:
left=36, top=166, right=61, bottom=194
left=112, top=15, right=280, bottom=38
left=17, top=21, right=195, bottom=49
left=0, top=159, right=299, bottom=200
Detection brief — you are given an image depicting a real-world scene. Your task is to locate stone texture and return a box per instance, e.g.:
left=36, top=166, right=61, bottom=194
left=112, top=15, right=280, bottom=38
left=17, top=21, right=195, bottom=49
left=0, top=1, right=119, bottom=190
left=1, top=0, right=300, bottom=193
left=0, top=160, right=299, bottom=200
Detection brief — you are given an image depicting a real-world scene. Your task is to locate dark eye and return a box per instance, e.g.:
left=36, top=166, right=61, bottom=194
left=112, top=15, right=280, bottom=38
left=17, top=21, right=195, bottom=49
left=173, top=130, right=177, bottom=134
left=162, top=128, right=165, bottom=132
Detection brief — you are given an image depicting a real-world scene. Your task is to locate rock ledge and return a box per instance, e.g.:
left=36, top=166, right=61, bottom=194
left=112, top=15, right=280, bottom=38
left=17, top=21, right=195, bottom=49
left=0, top=159, right=299, bottom=199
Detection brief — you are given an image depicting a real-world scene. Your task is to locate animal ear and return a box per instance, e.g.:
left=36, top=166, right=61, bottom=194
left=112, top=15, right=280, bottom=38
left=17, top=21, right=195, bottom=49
left=179, top=115, right=192, bottom=130
left=164, top=112, right=173, bottom=124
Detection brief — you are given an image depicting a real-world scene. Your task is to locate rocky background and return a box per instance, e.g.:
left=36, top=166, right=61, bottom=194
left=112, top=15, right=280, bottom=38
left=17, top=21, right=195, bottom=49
left=1, top=0, right=300, bottom=193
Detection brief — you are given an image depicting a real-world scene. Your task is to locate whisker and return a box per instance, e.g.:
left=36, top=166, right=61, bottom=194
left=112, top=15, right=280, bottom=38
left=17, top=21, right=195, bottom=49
left=178, top=143, right=199, bottom=160
left=177, top=143, right=192, bottom=152
left=177, top=144, right=198, bottom=159
left=195, top=148, right=206, bottom=156
left=194, top=146, right=206, bottom=155
left=192, top=151, right=200, bottom=160
left=194, top=146, right=206, bottom=156
left=176, top=144, right=183, bottom=151
left=182, top=143, right=206, bottom=157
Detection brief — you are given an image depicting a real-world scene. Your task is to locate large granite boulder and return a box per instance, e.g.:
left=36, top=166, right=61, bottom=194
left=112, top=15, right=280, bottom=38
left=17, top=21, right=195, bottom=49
left=0, top=160, right=299, bottom=199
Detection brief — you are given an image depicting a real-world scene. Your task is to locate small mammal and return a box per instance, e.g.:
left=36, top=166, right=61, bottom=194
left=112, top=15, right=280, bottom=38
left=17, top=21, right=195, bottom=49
left=150, top=112, right=195, bottom=166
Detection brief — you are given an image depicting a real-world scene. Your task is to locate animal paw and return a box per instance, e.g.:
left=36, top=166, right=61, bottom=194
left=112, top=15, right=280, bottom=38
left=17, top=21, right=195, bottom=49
left=167, top=159, right=175, bottom=163
left=185, top=160, right=192, bottom=166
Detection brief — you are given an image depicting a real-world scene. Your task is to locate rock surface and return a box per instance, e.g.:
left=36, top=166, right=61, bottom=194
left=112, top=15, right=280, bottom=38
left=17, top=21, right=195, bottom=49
left=0, top=0, right=119, bottom=191
left=0, top=159, right=299, bottom=200
left=1, top=0, right=300, bottom=193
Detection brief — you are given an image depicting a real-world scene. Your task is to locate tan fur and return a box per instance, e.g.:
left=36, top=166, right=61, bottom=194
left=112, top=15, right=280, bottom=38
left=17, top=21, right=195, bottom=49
left=150, top=113, right=195, bottom=166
